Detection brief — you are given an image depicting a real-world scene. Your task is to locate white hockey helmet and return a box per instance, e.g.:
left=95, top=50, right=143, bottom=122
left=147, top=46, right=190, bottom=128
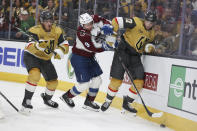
left=79, top=13, right=93, bottom=26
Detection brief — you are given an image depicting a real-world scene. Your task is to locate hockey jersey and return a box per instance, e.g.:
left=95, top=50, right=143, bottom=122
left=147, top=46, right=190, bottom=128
left=112, top=17, right=155, bottom=54
left=72, top=15, right=111, bottom=57
left=25, top=24, right=69, bottom=60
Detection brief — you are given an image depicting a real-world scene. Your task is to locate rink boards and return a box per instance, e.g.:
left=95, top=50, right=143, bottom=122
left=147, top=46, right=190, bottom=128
left=0, top=40, right=197, bottom=131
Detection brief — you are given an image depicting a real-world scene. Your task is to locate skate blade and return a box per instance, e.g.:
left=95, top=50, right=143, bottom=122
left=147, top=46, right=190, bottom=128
left=121, top=109, right=137, bottom=116
left=82, top=105, right=99, bottom=112
left=19, top=106, right=32, bottom=115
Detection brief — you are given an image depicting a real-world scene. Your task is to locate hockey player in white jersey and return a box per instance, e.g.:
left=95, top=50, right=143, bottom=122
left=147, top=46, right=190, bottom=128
left=60, top=13, right=116, bottom=111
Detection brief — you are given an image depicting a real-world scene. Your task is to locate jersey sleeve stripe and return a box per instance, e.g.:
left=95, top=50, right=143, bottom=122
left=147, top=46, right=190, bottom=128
left=116, top=17, right=124, bottom=29
left=129, top=88, right=137, bottom=94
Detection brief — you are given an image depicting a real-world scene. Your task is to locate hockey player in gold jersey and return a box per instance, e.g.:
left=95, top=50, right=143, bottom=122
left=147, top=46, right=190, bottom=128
left=21, top=10, right=69, bottom=113
left=101, top=10, right=157, bottom=113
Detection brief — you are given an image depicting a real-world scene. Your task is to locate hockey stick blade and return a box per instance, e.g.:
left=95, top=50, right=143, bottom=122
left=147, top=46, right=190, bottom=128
left=141, top=99, right=163, bottom=118
left=151, top=112, right=163, bottom=118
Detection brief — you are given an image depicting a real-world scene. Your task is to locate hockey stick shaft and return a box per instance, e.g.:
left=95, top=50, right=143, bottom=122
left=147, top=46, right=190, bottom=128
left=114, top=49, right=154, bottom=117
left=0, top=91, right=19, bottom=112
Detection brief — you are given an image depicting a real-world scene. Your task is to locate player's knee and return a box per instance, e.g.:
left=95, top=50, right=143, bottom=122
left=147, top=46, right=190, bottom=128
left=109, top=78, right=122, bottom=91
left=91, top=76, right=102, bottom=89
left=75, top=81, right=90, bottom=92
left=130, top=79, right=144, bottom=92
left=28, top=68, right=41, bottom=84
left=46, top=80, right=58, bottom=91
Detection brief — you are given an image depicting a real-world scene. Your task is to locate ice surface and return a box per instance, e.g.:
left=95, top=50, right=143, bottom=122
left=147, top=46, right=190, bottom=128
left=0, top=80, right=173, bottom=131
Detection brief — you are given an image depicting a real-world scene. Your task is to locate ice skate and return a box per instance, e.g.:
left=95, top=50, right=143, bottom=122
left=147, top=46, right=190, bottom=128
left=60, top=93, right=75, bottom=108
left=20, top=99, right=33, bottom=115
left=83, top=98, right=100, bottom=112
left=121, top=96, right=137, bottom=114
left=41, top=93, right=58, bottom=108
left=101, top=101, right=111, bottom=112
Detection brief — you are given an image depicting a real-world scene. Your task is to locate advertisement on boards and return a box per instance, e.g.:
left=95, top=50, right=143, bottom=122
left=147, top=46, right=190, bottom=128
left=122, top=72, right=158, bottom=92
left=168, top=65, right=197, bottom=115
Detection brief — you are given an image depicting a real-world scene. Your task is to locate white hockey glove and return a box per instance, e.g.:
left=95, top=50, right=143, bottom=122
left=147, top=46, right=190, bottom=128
left=53, top=49, right=64, bottom=60
left=105, top=35, right=118, bottom=48
left=145, top=43, right=156, bottom=53
left=35, top=40, right=48, bottom=51
left=91, top=27, right=101, bottom=36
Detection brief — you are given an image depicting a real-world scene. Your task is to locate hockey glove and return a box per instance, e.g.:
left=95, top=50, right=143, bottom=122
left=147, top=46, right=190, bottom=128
left=105, top=35, right=118, bottom=48
left=144, top=43, right=155, bottom=53
left=35, top=40, right=49, bottom=52
left=54, top=49, right=64, bottom=59
left=101, top=24, right=113, bottom=35
left=102, top=41, right=113, bottom=51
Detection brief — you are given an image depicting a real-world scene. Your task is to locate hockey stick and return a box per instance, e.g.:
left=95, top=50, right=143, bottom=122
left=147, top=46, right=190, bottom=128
left=114, top=48, right=163, bottom=118
left=0, top=91, right=19, bottom=112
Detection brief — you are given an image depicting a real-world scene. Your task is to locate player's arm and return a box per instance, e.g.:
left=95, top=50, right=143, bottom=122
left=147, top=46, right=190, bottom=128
left=57, top=33, right=69, bottom=54
left=27, top=31, right=39, bottom=42
left=111, top=17, right=136, bottom=33
left=92, top=15, right=111, bottom=25
left=25, top=28, right=46, bottom=51
left=53, top=29, right=69, bottom=59
left=145, top=32, right=157, bottom=53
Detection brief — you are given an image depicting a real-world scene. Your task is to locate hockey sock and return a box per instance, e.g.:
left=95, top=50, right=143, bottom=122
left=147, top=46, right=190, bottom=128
left=87, top=87, right=99, bottom=102
left=63, top=89, right=75, bottom=98
left=23, top=81, right=37, bottom=101
left=85, top=94, right=95, bottom=102
left=128, top=88, right=138, bottom=101
left=106, top=93, right=115, bottom=102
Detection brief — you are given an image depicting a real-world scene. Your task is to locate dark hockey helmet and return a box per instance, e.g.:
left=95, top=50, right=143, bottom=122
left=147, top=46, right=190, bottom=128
left=145, top=10, right=157, bottom=22
left=40, top=10, right=53, bottom=23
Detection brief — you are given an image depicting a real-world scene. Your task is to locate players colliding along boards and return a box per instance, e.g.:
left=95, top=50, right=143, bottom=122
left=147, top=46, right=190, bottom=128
left=20, top=10, right=69, bottom=114
left=18, top=9, right=159, bottom=117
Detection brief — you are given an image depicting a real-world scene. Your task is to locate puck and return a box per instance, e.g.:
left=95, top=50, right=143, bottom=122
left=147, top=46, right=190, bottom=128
left=160, top=124, right=166, bottom=128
